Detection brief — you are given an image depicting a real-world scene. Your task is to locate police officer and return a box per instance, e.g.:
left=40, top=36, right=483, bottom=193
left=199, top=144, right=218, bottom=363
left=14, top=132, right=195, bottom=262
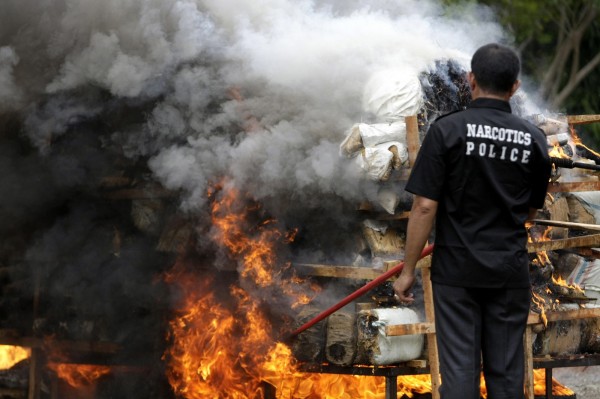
left=393, top=43, right=551, bottom=399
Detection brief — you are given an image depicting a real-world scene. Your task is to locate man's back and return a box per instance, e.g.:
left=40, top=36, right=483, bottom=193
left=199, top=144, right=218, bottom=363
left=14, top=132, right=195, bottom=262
left=406, top=97, right=550, bottom=288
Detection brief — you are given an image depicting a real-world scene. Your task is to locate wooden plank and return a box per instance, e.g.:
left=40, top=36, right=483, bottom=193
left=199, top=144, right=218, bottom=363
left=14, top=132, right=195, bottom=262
left=385, top=322, right=435, bottom=336
left=376, top=211, right=411, bottom=221
left=405, top=115, right=420, bottom=168
left=27, top=349, right=41, bottom=399
left=531, top=219, right=600, bottom=232
left=293, top=264, right=384, bottom=280
left=532, top=353, right=600, bottom=368
left=293, top=256, right=432, bottom=280
left=421, top=265, right=441, bottom=399
left=50, top=377, right=58, bottom=399
left=570, top=248, right=600, bottom=259
left=524, top=325, right=535, bottom=399
left=405, top=359, right=428, bottom=368
left=548, top=181, right=600, bottom=193
left=0, top=335, right=120, bottom=353
left=0, top=388, right=25, bottom=399
left=526, top=234, right=600, bottom=253
left=567, top=114, right=600, bottom=125
left=527, top=307, right=600, bottom=325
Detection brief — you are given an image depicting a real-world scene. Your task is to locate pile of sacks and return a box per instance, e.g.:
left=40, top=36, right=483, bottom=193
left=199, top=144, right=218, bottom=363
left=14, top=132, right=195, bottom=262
left=339, top=68, right=423, bottom=215
left=340, top=68, right=422, bottom=184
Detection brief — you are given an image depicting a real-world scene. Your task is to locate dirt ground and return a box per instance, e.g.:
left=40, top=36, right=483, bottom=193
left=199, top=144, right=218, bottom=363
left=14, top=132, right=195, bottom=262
left=553, top=366, right=600, bottom=398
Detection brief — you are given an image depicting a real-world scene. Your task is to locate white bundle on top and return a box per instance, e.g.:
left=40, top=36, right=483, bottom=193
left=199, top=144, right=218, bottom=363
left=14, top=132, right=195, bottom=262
left=362, top=68, right=424, bottom=123
left=340, top=68, right=423, bottom=213
left=340, top=68, right=422, bottom=181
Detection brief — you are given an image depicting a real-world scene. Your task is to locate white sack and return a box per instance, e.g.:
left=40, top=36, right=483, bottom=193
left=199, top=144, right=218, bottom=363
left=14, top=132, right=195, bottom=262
left=339, top=122, right=407, bottom=159
left=377, top=187, right=400, bottom=215
left=369, top=307, right=424, bottom=365
left=362, top=219, right=388, bottom=234
left=357, top=121, right=407, bottom=148
left=362, top=68, right=423, bottom=122
left=339, top=124, right=364, bottom=158
left=356, top=142, right=408, bottom=182
left=386, top=141, right=409, bottom=169
left=357, top=146, right=393, bottom=181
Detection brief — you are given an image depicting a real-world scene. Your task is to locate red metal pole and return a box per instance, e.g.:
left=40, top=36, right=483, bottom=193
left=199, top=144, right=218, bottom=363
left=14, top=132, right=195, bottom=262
left=288, top=243, right=435, bottom=338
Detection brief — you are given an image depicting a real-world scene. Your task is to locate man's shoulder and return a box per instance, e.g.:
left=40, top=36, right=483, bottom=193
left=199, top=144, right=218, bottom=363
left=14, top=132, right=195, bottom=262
left=506, top=114, right=547, bottom=141
left=433, top=108, right=465, bottom=123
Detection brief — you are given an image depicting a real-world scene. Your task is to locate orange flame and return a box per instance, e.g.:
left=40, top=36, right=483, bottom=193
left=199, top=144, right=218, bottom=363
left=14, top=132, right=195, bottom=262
left=162, top=272, right=270, bottom=398
left=209, top=181, right=316, bottom=306
left=47, top=363, right=111, bottom=388
left=0, top=345, right=30, bottom=370
left=533, top=369, right=574, bottom=396
left=553, top=274, right=584, bottom=295
left=572, top=126, right=600, bottom=160
left=549, top=143, right=569, bottom=159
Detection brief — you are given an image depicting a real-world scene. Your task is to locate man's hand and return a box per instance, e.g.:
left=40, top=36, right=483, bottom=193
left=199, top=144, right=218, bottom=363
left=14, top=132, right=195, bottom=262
left=393, top=271, right=416, bottom=304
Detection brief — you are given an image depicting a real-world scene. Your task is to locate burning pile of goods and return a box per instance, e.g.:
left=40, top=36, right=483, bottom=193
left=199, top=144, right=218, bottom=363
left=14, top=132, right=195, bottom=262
left=0, top=51, right=595, bottom=398
left=289, top=58, right=600, bottom=376
left=1, top=1, right=600, bottom=397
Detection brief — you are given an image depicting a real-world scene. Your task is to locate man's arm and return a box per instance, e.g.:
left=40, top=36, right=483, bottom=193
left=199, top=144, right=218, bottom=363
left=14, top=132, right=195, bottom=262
left=393, top=195, right=438, bottom=303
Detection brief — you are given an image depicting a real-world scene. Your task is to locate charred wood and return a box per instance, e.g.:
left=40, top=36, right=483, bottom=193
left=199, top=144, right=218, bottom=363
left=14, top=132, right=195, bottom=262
left=325, top=311, right=357, bottom=366
left=291, top=307, right=326, bottom=363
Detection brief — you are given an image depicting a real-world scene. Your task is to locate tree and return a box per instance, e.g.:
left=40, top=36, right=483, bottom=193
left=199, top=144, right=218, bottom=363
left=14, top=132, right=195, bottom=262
left=444, top=0, right=600, bottom=142
left=528, top=2, right=599, bottom=110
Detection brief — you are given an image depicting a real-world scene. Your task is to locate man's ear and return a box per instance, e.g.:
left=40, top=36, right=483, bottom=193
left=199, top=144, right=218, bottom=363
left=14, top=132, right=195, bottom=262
left=467, top=71, right=476, bottom=91
left=510, top=79, right=521, bottom=97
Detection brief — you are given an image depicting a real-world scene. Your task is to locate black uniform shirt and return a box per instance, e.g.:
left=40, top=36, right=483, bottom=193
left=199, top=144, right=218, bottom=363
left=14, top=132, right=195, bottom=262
left=406, top=98, right=551, bottom=288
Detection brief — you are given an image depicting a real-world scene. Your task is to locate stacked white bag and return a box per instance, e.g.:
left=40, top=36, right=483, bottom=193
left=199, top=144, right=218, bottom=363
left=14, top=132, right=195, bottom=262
left=340, top=68, right=423, bottom=213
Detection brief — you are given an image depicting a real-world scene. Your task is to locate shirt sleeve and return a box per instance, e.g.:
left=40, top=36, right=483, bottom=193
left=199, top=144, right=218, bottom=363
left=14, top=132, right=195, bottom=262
left=405, top=123, right=447, bottom=201
left=529, top=132, right=551, bottom=209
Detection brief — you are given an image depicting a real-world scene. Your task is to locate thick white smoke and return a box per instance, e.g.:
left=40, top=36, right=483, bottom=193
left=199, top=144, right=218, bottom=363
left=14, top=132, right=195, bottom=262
left=3, top=0, right=509, bottom=216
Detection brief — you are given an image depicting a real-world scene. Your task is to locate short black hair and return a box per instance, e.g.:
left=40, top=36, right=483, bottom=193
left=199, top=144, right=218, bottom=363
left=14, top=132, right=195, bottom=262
left=471, top=43, right=520, bottom=94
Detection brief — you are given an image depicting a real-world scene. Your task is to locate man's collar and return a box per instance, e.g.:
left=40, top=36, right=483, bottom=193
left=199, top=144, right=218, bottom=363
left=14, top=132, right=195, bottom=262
left=467, top=97, right=512, bottom=113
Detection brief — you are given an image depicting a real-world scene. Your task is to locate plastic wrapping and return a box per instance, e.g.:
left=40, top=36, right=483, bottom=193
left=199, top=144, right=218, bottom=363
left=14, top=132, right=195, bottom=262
left=339, top=124, right=363, bottom=158
left=357, top=121, right=407, bottom=148
left=358, top=147, right=394, bottom=181
left=355, top=141, right=408, bottom=182
left=362, top=68, right=424, bottom=122
left=377, top=187, right=400, bottom=215
left=357, top=307, right=424, bottom=365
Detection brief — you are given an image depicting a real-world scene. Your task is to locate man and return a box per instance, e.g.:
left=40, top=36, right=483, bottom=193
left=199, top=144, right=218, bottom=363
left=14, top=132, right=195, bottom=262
left=393, top=43, right=551, bottom=399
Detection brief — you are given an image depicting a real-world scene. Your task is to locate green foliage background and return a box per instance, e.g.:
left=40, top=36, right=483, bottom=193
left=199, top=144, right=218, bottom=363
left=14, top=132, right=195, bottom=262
left=443, top=0, right=600, bottom=147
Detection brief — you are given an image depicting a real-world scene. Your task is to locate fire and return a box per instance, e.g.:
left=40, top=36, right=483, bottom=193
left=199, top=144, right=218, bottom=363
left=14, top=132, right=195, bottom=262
left=163, top=262, right=434, bottom=399
left=549, top=142, right=569, bottom=159
left=163, top=183, right=440, bottom=398
left=572, top=127, right=600, bottom=159
left=531, top=291, right=548, bottom=327
left=162, top=272, right=268, bottom=398
left=533, top=369, right=574, bottom=396
left=553, top=274, right=584, bottom=295
left=47, top=362, right=111, bottom=388
left=209, top=181, right=316, bottom=306
left=0, top=345, right=30, bottom=370
left=163, top=183, right=576, bottom=398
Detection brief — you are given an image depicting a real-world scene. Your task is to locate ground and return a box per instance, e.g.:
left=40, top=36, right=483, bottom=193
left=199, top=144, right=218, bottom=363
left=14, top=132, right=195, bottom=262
left=553, top=366, right=600, bottom=398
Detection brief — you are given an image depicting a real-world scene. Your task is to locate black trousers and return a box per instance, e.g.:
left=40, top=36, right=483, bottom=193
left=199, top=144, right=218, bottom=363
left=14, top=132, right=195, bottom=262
left=432, top=283, right=531, bottom=399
